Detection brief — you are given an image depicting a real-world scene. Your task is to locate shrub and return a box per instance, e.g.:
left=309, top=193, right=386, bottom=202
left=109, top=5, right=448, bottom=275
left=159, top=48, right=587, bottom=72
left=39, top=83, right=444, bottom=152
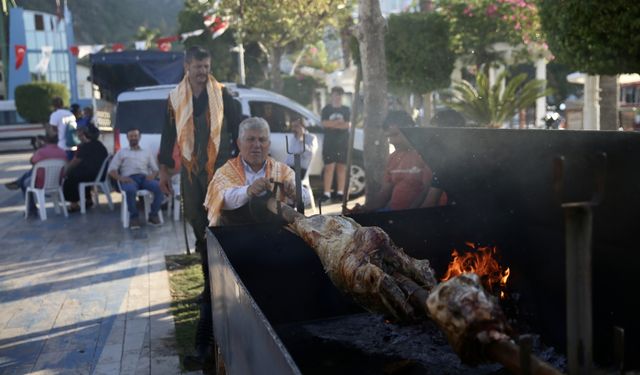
left=282, top=75, right=323, bottom=107
left=15, top=82, right=69, bottom=123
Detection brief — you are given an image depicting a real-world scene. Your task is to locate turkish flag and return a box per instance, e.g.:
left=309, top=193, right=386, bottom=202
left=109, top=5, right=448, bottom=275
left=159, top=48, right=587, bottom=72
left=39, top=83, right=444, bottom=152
left=112, top=43, right=125, bottom=52
left=69, top=45, right=79, bottom=56
left=15, top=45, right=26, bottom=69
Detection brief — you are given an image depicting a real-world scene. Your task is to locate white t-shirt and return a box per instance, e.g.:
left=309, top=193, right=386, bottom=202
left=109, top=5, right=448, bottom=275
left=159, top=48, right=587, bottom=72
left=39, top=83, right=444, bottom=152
left=49, top=108, right=76, bottom=150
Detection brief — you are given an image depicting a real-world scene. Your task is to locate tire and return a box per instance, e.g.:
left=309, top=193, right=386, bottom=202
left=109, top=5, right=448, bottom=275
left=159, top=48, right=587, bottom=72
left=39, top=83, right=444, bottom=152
left=348, top=158, right=366, bottom=197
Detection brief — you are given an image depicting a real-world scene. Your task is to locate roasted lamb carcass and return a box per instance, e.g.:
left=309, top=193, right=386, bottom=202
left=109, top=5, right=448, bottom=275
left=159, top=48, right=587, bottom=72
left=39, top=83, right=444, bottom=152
left=289, top=213, right=437, bottom=320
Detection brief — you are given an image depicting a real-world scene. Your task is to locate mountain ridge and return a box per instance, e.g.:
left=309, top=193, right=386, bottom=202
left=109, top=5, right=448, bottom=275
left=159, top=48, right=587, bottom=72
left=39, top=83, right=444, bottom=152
left=20, top=0, right=184, bottom=45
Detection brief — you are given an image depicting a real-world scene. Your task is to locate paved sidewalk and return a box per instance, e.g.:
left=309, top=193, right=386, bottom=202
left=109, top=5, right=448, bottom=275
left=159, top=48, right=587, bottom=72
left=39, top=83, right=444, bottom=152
left=0, top=192, right=192, bottom=375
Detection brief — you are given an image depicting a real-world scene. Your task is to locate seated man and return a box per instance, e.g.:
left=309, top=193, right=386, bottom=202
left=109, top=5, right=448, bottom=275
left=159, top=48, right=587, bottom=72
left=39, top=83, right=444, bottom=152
left=5, top=134, right=67, bottom=214
left=63, top=124, right=108, bottom=212
left=108, top=128, right=163, bottom=229
left=205, top=117, right=309, bottom=226
left=351, top=111, right=443, bottom=213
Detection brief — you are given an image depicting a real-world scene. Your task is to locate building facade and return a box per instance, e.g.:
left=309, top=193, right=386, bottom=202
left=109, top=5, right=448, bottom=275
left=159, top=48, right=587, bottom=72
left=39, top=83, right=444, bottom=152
left=7, top=6, right=78, bottom=102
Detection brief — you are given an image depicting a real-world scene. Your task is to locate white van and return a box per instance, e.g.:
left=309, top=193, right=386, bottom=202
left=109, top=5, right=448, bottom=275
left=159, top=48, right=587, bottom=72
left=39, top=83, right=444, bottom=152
left=111, top=84, right=366, bottom=195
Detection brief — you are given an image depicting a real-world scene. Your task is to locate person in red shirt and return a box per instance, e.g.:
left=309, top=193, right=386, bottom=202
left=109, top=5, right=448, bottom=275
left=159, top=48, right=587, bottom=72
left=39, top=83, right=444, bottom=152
left=350, top=110, right=445, bottom=213
left=4, top=134, right=67, bottom=214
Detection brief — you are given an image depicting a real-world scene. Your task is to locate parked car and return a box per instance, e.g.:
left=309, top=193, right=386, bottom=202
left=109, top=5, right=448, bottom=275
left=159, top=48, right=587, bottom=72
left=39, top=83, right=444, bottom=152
left=110, top=83, right=367, bottom=195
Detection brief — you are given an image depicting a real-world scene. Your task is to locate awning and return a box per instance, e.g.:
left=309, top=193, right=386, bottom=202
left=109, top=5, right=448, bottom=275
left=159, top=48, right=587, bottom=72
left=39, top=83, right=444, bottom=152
left=89, top=51, right=184, bottom=97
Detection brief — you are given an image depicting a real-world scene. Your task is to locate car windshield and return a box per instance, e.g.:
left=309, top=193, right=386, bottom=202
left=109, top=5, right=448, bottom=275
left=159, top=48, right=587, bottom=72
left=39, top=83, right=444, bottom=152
left=115, top=100, right=168, bottom=134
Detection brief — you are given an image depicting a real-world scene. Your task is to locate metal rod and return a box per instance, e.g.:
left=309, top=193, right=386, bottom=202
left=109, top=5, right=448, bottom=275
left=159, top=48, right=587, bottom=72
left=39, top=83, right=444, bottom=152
left=613, top=326, right=625, bottom=375
left=285, top=135, right=305, bottom=214
left=563, top=202, right=593, bottom=375
left=519, top=334, right=533, bottom=375
left=341, top=65, right=362, bottom=214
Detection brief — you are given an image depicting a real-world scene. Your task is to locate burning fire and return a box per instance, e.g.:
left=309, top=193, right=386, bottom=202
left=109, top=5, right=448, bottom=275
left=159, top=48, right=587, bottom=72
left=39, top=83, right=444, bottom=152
left=442, top=242, right=510, bottom=297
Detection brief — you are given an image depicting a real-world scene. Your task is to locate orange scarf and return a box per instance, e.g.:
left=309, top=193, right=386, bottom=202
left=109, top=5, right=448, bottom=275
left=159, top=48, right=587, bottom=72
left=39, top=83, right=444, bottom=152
left=169, top=73, right=224, bottom=181
left=204, top=156, right=296, bottom=226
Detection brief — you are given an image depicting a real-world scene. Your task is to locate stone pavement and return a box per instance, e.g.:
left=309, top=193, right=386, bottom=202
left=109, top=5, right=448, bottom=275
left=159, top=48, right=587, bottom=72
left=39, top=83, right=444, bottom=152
left=0, top=188, right=194, bottom=375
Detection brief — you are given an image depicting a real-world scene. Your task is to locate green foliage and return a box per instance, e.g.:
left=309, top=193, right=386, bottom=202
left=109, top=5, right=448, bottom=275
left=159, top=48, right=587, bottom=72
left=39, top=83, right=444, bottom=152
left=448, top=70, right=551, bottom=127
left=222, top=0, right=351, bottom=51
left=282, top=75, right=324, bottom=107
left=15, top=82, right=69, bottom=123
left=437, top=0, right=543, bottom=66
left=300, top=42, right=340, bottom=73
left=538, top=0, right=640, bottom=75
left=385, top=12, right=455, bottom=94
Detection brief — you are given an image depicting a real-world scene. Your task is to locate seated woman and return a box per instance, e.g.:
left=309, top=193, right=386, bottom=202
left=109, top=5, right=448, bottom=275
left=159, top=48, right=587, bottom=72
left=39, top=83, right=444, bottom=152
left=284, top=116, right=318, bottom=178
left=351, top=110, right=445, bottom=213
left=63, top=124, right=108, bottom=212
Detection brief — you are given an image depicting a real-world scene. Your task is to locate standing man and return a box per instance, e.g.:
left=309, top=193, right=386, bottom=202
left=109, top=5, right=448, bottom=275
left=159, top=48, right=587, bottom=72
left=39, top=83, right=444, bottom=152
left=158, top=46, right=240, bottom=370
left=320, top=86, right=351, bottom=203
left=49, top=97, right=77, bottom=160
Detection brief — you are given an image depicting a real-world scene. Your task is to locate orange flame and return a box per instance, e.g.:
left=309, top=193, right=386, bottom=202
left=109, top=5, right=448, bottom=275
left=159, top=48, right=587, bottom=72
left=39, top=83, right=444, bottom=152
left=441, top=243, right=510, bottom=296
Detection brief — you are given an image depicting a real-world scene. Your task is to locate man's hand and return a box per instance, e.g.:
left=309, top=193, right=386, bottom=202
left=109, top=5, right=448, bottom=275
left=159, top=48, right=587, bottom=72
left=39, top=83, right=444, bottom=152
left=247, top=177, right=272, bottom=198
left=119, top=176, right=134, bottom=184
left=159, top=167, right=172, bottom=195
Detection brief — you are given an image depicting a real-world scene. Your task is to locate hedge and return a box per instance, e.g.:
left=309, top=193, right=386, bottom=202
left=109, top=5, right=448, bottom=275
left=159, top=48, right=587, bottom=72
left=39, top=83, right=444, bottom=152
left=15, top=82, right=69, bottom=123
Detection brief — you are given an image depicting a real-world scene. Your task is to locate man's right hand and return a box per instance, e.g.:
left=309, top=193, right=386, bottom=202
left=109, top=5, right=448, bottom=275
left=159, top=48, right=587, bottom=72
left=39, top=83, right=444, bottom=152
left=159, top=168, right=173, bottom=195
left=247, top=177, right=272, bottom=198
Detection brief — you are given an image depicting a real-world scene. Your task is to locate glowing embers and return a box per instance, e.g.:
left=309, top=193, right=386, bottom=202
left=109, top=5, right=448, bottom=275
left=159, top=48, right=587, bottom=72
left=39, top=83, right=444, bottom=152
left=441, top=242, right=510, bottom=298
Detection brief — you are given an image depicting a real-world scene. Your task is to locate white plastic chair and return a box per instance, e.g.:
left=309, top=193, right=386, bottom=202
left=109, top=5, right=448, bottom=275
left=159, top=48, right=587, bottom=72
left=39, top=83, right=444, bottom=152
left=79, top=155, right=114, bottom=214
left=25, top=159, right=68, bottom=221
left=117, top=180, right=164, bottom=228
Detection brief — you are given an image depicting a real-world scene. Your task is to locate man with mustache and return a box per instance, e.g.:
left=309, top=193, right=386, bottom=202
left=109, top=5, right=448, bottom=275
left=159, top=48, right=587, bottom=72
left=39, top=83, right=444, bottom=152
left=158, top=45, right=241, bottom=370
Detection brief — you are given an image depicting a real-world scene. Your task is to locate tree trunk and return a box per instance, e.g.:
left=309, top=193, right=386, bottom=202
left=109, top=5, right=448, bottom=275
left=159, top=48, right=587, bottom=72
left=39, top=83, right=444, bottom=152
left=357, top=0, right=388, bottom=205
left=599, top=75, right=619, bottom=131
left=269, top=46, right=284, bottom=93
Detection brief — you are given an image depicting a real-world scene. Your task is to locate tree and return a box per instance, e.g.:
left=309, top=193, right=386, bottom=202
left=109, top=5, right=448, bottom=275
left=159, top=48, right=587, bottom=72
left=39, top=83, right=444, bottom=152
left=386, top=12, right=455, bottom=94
left=220, top=0, right=350, bottom=93
left=356, top=0, right=388, bottom=204
left=437, top=0, right=544, bottom=67
left=448, top=70, right=551, bottom=127
left=15, top=82, right=69, bottom=123
left=538, top=1, right=640, bottom=75
left=385, top=12, right=455, bottom=119
left=539, top=1, right=640, bottom=131
left=177, top=0, right=237, bottom=81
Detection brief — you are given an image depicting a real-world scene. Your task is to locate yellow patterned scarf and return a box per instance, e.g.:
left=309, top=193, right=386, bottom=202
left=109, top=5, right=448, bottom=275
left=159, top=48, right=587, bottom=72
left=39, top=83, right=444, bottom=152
left=169, top=73, right=224, bottom=181
left=204, top=156, right=296, bottom=226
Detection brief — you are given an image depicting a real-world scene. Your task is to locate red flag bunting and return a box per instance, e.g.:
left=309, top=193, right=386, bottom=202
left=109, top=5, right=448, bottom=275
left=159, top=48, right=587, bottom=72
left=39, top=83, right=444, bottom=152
left=15, top=45, right=26, bottom=69
left=112, top=43, right=125, bottom=52
left=209, top=17, right=229, bottom=39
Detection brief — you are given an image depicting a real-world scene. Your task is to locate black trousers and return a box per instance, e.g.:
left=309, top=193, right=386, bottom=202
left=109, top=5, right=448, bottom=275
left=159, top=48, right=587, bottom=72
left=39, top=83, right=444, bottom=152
left=63, top=168, right=97, bottom=203
left=182, top=170, right=214, bottom=348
